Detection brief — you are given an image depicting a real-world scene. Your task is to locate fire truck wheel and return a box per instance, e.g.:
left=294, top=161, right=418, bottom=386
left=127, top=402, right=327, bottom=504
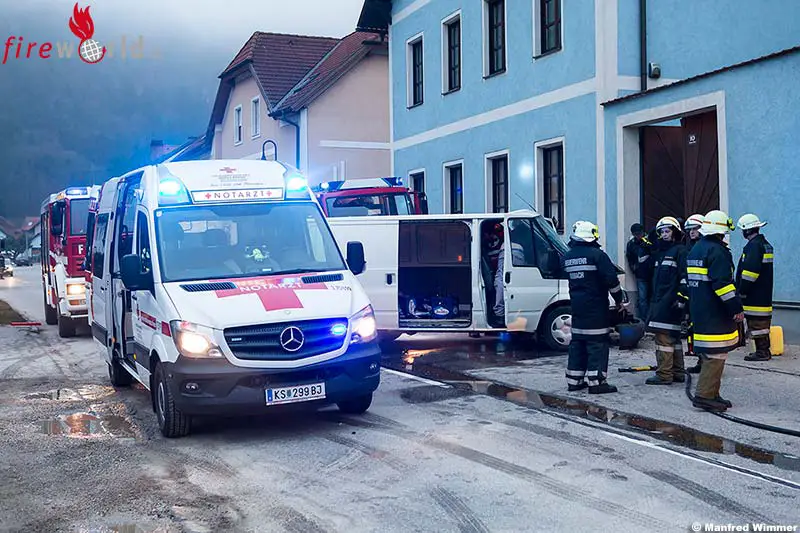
left=154, top=363, right=191, bottom=438
left=58, top=314, right=76, bottom=338
left=337, top=392, right=373, bottom=415
left=44, top=292, right=58, bottom=326
left=108, top=353, right=133, bottom=387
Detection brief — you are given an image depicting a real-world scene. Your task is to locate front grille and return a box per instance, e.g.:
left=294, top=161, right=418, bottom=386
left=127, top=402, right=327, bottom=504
left=301, top=273, right=344, bottom=284
left=180, top=282, right=237, bottom=292
left=224, top=318, right=348, bottom=361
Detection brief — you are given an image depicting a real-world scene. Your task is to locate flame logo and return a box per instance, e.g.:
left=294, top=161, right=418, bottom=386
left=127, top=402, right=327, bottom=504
left=68, top=3, right=106, bottom=64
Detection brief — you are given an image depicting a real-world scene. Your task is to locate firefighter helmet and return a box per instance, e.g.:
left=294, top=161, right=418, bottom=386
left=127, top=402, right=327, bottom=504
left=700, top=210, right=735, bottom=236
left=656, top=216, right=681, bottom=231
left=737, top=213, right=767, bottom=231
left=684, top=214, right=704, bottom=231
left=571, top=220, right=599, bottom=242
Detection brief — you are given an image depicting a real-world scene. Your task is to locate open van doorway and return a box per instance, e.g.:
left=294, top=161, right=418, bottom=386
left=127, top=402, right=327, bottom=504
left=397, top=220, right=472, bottom=328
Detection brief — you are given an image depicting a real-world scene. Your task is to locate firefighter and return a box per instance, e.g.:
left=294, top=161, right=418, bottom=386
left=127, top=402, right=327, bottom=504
left=687, top=210, right=744, bottom=411
left=563, top=221, right=625, bottom=394
left=645, top=216, right=688, bottom=385
left=625, top=223, right=653, bottom=320
left=684, top=213, right=705, bottom=374
left=735, top=213, right=774, bottom=362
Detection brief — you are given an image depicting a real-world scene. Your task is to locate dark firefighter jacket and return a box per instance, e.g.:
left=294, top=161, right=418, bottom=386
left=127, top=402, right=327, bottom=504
left=735, top=234, right=774, bottom=318
left=687, top=236, right=744, bottom=355
left=563, top=240, right=624, bottom=340
left=647, top=240, right=688, bottom=334
left=625, top=236, right=653, bottom=281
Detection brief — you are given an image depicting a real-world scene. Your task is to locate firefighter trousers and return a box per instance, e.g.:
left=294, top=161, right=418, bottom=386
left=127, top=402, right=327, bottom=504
left=654, top=332, right=685, bottom=381
left=747, top=316, right=772, bottom=357
left=566, top=338, right=609, bottom=387
left=695, top=353, right=727, bottom=400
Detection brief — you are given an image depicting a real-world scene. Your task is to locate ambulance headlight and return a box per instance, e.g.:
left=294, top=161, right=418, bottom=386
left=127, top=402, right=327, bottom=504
left=170, top=321, right=223, bottom=358
left=350, top=305, right=377, bottom=344
left=66, top=283, right=85, bottom=296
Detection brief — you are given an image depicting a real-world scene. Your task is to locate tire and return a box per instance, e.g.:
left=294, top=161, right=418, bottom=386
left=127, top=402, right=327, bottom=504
left=44, top=291, right=58, bottom=326
left=539, top=305, right=572, bottom=352
left=108, top=352, right=133, bottom=387
left=337, top=393, right=373, bottom=415
left=58, top=314, right=76, bottom=338
left=153, top=363, right=191, bottom=438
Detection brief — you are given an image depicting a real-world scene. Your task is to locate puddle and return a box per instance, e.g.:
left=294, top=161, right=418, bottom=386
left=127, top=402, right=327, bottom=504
left=388, top=360, right=800, bottom=473
left=41, top=412, right=136, bottom=439
left=400, top=385, right=472, bottom=404
left=24, top=385, right=116, bottom=402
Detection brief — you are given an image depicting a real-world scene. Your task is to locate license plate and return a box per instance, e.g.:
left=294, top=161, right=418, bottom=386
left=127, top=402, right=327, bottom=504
left=265, top=382, right=326, bottom=406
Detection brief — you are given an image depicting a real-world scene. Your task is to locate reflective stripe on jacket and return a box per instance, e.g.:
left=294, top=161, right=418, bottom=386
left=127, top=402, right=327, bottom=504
left=563, top=240, right=623, bottom=340
left=735, top=234, right=774, bottom=318
left=687, top=236, right=744, bottom=354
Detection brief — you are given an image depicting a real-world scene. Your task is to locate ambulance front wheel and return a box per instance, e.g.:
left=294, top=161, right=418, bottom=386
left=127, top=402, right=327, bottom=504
left=337, top=392, right=373, bottom=415
left=108, top=352, right=133, bottom=387
left=154, top=363, right=191, bottom=438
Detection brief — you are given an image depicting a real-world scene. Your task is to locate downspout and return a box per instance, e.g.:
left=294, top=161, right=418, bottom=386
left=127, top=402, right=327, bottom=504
left=638, top=0, right=647, bottom=219
left=275, top=110, right=301, bottom=170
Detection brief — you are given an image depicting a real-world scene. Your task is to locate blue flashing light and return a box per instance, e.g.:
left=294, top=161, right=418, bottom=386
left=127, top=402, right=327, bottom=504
left=159, top=179, right=183, bottom=196
left=320, top=182, right=330, bottom=190
left=331, top=323, right=347, bottom=336
left=286, top=176, right=308, bottom=191
left=66, top=187, right=87, bottom=196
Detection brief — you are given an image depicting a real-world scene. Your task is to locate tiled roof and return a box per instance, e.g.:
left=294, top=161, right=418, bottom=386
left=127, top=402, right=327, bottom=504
left=272, top=32, right=384, bottom=114
left=221, top=32, right=340, bottom=105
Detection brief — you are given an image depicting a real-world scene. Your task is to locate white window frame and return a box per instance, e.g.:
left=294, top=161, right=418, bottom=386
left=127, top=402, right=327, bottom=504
left=251, top=96, right=261, bottom=139
left=482, top=0, right=508, bottom=79
left=233, top=105, right=243, bottom=145
left=408, top=168, right=426, bottom=194
left=441, top=10, right=462, bottom=95
left=535, top=136, right=566, bottom=234
left=533, top=0, right=564, bottom=59
left=484, top=149, right=510, bottom=213
left=442, top=159, right=465, bottom=214
left=406, top=32, right=424, bottom=108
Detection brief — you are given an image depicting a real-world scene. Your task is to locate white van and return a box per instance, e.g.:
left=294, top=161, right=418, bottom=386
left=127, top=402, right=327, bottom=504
left=328, top=211, right=623, bottom=351
left=86, top=160, right=380, bottom=437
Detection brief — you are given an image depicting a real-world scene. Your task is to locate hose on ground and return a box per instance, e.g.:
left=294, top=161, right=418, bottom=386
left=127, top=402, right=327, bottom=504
left=684, top=368, right=800, bottom=438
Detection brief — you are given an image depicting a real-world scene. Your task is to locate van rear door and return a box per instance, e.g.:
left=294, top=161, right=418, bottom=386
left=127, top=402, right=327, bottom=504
left=502, top=216, right=560, bottom=332
left=329, top=218, right=399, bottom=330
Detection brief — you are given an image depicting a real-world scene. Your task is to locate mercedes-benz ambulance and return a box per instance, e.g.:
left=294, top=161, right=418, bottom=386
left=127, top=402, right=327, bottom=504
left=87, top=160, right=380, bottom=437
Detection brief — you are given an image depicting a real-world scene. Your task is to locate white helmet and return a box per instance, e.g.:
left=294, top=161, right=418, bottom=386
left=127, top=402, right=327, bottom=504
left=684, top=214, right=704, bottom=231
left=656, top=216, right=681, bottom=231
left=737, top=213, right=767, bottom=231
left=700, top=209, right=734, bottom=236
left=571, top=220, right=599, bottom=242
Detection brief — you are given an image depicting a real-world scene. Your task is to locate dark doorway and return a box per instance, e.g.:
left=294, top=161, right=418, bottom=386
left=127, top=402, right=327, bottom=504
left=641, top=110, right=719, bottom=231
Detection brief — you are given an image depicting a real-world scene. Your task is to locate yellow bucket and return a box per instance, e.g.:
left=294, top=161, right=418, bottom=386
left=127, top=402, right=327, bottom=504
left=750, top=325, right=784, bottom=356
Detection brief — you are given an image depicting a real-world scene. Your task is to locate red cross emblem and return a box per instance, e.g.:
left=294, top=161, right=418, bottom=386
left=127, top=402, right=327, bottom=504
left=215, top=275, right=327, bottom=311
left=205, top=192, right=212, bottom=199
left=219, top=167, right=236, bottom=173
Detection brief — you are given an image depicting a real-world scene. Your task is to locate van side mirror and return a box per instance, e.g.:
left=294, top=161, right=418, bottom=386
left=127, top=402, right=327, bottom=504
left=346, top=241, right=366, bottom=275
left=121, top=254, right=153, bottom=291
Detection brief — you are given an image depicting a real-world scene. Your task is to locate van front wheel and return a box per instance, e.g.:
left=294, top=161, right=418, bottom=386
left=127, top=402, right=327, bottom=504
left=154, top=363, right=191, bottom=438
left=539, top=305, right=572, bottom=352
left=337, top=393, right=373, bottom=415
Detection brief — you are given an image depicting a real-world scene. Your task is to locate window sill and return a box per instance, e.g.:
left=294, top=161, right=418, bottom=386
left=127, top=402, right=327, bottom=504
left=533, top=48, right=562, bottom=60
left=234, top=140, right=243, bottom=146
left=407, top=102, right=424, bottom=109
left=483, top=68, right=506, bottom=80
left=251, top=133, right=261, bottom=140
left=442, top=87, right=461, bottom=96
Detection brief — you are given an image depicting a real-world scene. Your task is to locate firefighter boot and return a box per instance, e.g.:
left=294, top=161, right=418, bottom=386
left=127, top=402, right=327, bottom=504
left=646, top=334, right=674, bottom=384
left=744, top=336, right=772, bottom=361
left=693, top=357, right=727, bottom=411
left=589, top=382, right=618, bottom=394
left=672, top=343, right=686, bottom=383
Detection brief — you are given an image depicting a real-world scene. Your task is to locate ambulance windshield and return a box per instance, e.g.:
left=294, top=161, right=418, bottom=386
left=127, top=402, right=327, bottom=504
left=155, top=202, right=347, bottom=283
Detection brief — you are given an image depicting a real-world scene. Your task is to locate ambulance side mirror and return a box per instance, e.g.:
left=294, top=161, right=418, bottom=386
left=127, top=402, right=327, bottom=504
left=346, top=241, right=366, bottom=275
left=121, top=254, right=153, bottom=292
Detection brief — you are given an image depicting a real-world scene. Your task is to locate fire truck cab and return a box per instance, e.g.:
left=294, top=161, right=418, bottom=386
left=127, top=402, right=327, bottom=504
left=314, top=177, right=428, bottom=217
left=40, top=186, right=98, bottom=337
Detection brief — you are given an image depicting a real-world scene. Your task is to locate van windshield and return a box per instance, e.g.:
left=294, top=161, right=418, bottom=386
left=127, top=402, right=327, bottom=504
left=533, top=216, right=570, bottom=255
left=155, top=202, right=347, bottom=283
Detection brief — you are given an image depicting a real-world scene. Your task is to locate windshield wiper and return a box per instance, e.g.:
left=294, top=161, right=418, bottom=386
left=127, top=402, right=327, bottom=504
left=271, top=268, right=333, bottom=276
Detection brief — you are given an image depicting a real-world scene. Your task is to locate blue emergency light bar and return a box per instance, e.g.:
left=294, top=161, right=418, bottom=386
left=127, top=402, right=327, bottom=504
left=65, top=187, right=88, bottom=196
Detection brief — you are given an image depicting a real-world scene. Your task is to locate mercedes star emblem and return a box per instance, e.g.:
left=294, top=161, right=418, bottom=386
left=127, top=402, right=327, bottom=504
left=279, top=326, right=305, bottom=352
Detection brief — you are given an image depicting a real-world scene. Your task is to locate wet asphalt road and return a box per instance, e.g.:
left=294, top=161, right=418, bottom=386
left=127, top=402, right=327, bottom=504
left=0, top=267, right=797, bottom=532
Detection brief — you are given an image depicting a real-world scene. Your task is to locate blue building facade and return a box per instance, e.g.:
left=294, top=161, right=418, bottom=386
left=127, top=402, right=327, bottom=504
left=358, top=0, right=800, bottom=333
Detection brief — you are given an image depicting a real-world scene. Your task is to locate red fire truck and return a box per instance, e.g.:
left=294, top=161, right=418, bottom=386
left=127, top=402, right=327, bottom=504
left=314, top=177, right=428, bottom=217
left=40, top=186, right=99, bottom=337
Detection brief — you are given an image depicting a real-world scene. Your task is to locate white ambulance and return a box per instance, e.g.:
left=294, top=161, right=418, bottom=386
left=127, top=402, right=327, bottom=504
left=86, top=160, right=380, bottom=437
left=327, top=211, right=625, bottom=351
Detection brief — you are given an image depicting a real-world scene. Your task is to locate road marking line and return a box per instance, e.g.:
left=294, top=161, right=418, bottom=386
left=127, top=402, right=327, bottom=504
left=381, top=368, right=451, bottom=388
